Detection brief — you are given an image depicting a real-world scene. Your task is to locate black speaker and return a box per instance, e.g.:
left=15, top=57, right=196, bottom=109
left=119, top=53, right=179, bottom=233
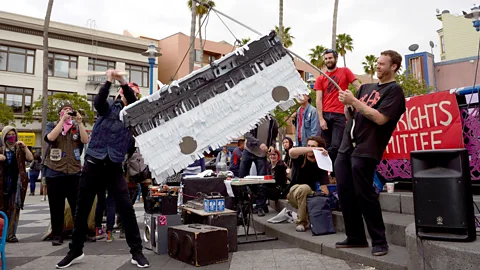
left=411, top=149, right=476, bottom=242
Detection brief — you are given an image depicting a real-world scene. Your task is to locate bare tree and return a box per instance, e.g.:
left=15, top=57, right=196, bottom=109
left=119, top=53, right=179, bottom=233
left=42, top=0, right=54, bottom=157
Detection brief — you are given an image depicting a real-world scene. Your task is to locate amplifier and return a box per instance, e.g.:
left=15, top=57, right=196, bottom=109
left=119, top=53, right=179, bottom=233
left=152, top=214, right=182, bottom=254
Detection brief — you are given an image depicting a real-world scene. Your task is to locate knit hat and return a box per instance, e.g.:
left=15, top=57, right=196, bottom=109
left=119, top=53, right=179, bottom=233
left=57, top=102, right=73, bottom=113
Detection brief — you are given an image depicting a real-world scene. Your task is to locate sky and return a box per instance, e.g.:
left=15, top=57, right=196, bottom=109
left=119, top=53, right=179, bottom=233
left=0, top=0, right=476, bottom=75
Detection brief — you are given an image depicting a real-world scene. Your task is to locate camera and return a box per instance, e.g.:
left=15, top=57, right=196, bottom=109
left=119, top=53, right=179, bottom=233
left=67, top=111, right=77, bottom=117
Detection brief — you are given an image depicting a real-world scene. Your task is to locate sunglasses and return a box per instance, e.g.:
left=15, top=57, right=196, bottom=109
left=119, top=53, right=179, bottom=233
left=323, top=49, right=338, bottom=57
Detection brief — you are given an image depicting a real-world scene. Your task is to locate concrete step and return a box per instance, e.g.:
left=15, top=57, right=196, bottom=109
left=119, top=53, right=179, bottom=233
left=376, top=192, right=480, bottom=215
left=269, top=199, right=414, bottom=247
left=253, top=211, right=408, bottom=270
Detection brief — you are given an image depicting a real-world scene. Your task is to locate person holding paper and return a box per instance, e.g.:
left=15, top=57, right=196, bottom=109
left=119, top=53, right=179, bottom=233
left=335, top=50, right=406, bottom=257
left=284, top=136, right=330, bottom=232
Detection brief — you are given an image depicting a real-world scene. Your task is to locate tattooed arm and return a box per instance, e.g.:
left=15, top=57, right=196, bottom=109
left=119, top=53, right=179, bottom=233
left=351, top=99, right=389, bottom=125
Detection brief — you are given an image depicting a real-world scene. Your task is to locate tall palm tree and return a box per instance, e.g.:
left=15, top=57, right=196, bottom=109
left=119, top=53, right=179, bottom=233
left=336, top=33, right=353, bottom=67
left=42, top=0, right=54, bottom=157
left=279, top=0, right=284, bottom=42
left=362, top=54, right=378, bottom=83
left=188, top=0, right=215, bottom=67
left=274, top=26, right=294, bottom=48
left=332, top=0, right=339, bottom=49
left=308, top=45, right=327, bottom=70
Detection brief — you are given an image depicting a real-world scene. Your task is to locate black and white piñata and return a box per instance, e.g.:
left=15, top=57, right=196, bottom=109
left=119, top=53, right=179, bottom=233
left=120, top=31, right=309, bottom=179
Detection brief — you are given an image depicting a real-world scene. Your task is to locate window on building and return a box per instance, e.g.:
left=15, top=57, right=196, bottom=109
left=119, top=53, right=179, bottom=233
left=88, top=58, right=115, bottom=82
left=48, top=90, right=74, bottom=96
left=195, top=50, right=202, bottom=62
left=208, top=55, right=216, bottom=63
left=0, top=86, right=33, bottom=113
left=305, top=72, right=312, bottom=81
left=125, top=64, right=149, bottom=87
left=48, top=53, right=77, bottom=79
left=0, top=45, right=35, bottom=74
left=440, top=35, right=445, bottom=53
left=87, top=93, right=115, bottom=112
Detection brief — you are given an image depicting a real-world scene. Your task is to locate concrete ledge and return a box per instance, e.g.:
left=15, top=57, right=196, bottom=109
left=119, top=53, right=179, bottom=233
left=270, top=199, right=414, bottom=247
left=253, top=212, right=408, bottom=270
left=405, top=223, right=480, bottom=270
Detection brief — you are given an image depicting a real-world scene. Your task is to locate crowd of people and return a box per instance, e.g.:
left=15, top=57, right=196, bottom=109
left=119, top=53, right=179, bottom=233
left=0, top=48, right=405, bottom=268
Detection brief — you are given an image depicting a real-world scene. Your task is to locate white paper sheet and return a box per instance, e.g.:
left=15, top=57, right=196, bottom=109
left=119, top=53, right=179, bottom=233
left=224, top=180, right=235, bottom=197
left=313, top=149, right=333, bottom=172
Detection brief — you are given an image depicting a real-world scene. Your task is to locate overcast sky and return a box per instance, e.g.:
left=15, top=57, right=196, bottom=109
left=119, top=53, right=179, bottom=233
left=0, top=0, right=475, bottom=75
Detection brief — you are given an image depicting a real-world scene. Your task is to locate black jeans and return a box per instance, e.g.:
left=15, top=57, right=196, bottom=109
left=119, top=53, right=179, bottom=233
left=46, top=175, right=79, bottom=239
left=239, top=150, right=268, bottom=209
left=117, top=184, right=139, bottom=232
left=70, top=156, right=143, bottom=255
left=95, top=188, right=116, bottom=231
left=319, top=112, right=346, bottom=177
left=29, top=170, right=40, bottom=194
left=335, top=153, right=387, bottom=246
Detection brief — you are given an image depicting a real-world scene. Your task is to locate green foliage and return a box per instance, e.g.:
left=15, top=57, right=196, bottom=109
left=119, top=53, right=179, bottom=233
left=348, top=84, right=358, bottom=97
left=336, top=33, right=354, bottom=67
left=274, top=26, right=294, bottom=48
left=21, top=93, right=95, bottom=126
left=362, top=54, right=378, bottom=83
left=240, top=38, right=251, bottom=46
left=0, top=99, right=15, bottom=126
left=308, top=45, right=327, bottom=70
left=395, top=70, right=432, bottom=97
left=187, top=0, right=215, bottom=15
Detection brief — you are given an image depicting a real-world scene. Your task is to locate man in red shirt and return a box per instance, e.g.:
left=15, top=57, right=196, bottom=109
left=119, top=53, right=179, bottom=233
left=314, top=49, right=361, bottom=181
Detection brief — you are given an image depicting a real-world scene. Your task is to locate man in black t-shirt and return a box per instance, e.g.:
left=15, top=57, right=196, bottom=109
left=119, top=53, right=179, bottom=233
left=335, top=50, right=406, bottom=256
left=285, top=136, right=330, bottom=232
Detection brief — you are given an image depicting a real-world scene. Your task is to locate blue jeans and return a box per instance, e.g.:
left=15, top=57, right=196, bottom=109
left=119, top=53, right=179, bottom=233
left=29, top=170, right=39, bottom=194
left=95, top=188, right=116, bottom=231
left=238, top=150, right=268, bottom=210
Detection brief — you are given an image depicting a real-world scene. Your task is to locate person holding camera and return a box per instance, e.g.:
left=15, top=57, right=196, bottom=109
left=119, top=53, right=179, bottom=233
left=44, top=102, right=89, bottom=246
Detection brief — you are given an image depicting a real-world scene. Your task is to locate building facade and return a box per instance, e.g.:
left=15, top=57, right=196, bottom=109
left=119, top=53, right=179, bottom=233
left=0, top=11, right=158, bottom=150
left=437, top=10, right=480, bottom=61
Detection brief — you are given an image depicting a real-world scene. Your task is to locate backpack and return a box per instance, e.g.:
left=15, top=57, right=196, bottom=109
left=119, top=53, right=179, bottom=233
left=127, top=150, right=151, bottom=183
left=307, top=192, right=336, bottom=236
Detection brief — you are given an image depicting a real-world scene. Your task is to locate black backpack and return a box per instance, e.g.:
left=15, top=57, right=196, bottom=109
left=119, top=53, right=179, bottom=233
left=307, top=192, right=335, bottom=236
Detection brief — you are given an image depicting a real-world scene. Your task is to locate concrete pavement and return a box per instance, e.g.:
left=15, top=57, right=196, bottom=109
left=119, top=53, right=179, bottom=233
left=5, top=184, right=375, bottom=270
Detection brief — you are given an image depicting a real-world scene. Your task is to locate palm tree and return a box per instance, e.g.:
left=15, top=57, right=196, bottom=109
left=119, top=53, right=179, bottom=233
left=239, top=38, right=251, bottom=46
left=42, top=0, right=54, bottom=157
left=336, top=33, right=353, bottom=67
left=332, top=0, right=339, bottom=49
left=274, top=26, right=294, bottom=48
left=279, top=0, right=284, bottom=42
left=308, top=45, right=327, bottom=70
left=187, top=0, right=216, bottom=67
left=362, top=54, right=378, bottom=83
left=188, top=0, right=196, bottom=72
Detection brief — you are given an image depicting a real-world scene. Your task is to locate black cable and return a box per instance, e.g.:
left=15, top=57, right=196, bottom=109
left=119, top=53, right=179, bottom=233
left=213, top=9, right=240, bottom=44
left=166, top=7, right=213, bottom=89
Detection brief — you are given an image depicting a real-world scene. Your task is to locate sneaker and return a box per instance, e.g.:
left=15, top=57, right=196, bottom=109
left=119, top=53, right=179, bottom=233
left=41, top=197, right=47, bottom=201
left=335, top=238, right=369, bottom=248
left=372, top=244, right=389, bottom=256
left=257, top=208, right=265, bottom=217
left=56, top=250, right=84, bottom=269
left=106, top=230, right=114, bottom=242
left=7, top=236, right=18, bottom=243
left=295, top=224, right=306, bottom=232
left=52, top=237, right=64, bottom=246
left=95, top=227, right=106, bottom=240
left=131, top=253, right=150, bottom=268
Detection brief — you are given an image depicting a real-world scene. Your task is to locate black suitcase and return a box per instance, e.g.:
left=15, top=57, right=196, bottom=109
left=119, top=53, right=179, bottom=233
left=168, top=224, right=229, bottom=266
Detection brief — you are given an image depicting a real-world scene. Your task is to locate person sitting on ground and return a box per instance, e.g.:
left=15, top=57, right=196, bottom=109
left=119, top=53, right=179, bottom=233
left=266, top=149, right=288, bottom=200
left=285, top=136, right=330, bottom=232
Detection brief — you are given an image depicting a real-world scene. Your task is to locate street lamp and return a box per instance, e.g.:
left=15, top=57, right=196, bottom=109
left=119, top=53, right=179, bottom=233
left=307, top=74, right=316, bottom=89
left=141, top=43, right=162, bottom=95
left=464, top=4, right=480, bottom=31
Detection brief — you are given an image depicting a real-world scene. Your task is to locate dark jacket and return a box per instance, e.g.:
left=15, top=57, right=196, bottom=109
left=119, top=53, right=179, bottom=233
left=86, top=81, right=137, bottom=163
left=244, top=116, right=279, bottom=158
